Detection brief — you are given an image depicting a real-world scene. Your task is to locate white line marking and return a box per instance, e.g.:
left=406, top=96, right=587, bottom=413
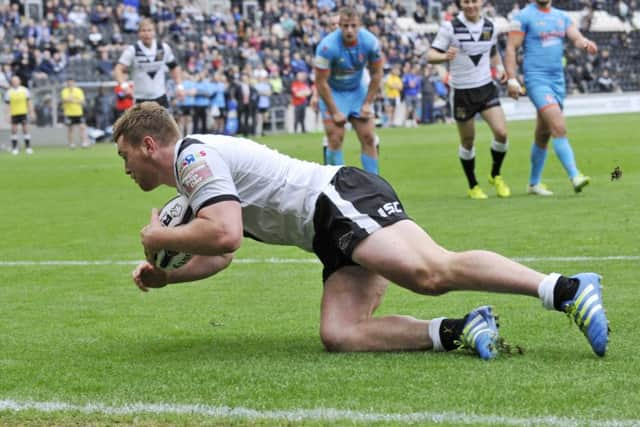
left=0, top=255, right=638, bottom=267
left=0, top=399, right=638, bottom=427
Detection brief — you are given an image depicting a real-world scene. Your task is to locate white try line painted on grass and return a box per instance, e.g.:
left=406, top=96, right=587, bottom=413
left=1, top=399, right=639, bottom=427
left=0, top=255, right=639, bottom=267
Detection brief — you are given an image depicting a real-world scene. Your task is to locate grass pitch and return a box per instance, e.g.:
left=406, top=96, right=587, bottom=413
left=1, top=113, right=639, bottom=426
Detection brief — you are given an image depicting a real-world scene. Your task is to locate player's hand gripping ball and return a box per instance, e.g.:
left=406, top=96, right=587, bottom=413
left=155, top=195, right=194, bottom=270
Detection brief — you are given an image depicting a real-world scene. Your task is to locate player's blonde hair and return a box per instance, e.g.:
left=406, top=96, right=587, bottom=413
left=138, top=17, right=156, bottom=32
left=338, top=6, right=359, bottom=20
left=112, top=102, right=181, bottom=147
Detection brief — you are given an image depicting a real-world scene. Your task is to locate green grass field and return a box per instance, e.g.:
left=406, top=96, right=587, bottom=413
left=1, top=113, right=639, bottom=426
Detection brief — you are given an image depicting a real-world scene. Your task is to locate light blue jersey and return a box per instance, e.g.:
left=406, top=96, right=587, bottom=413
left=511, top=3, right=572, bottom=77
left=313, top=28, right=382, bottom=91
left=511, top=3, right=573, bottom=109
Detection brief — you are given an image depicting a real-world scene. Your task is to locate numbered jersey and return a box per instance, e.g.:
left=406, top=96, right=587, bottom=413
left=431, top=14, right=497, bottom=89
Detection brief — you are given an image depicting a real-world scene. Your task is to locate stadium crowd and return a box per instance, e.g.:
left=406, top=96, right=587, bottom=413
left=1, top=0, right=639, bottom=135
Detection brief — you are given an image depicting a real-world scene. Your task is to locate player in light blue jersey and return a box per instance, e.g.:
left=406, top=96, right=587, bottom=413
left=314, top=7, right=384, bottom=174
left=505, top=0, right=597, bottom=195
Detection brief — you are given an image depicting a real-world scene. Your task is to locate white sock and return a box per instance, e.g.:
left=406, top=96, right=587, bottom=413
left=491, top=139, right=508, bottom=152
left=428, top=317, right=446, bottom=352
left=458, top=145, right=475, bottom=160
left=538, top=273, right=561, bottom=310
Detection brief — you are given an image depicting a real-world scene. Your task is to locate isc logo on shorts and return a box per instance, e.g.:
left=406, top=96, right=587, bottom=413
left=377, top=201, right=402, bottom=218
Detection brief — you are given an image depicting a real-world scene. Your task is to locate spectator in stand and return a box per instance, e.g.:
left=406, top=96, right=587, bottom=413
left=87, top=24, right=105, bottom=50
left=291, top=71, right=312, bottom=133
left=414, top=4, right=428, bottom=23
left=89, top=3, right=111, bottom=28
left=597, top=69, right=617, bottom=92
left=402, top=63, right=422, bottom=127
left=66, top=33, right=85, bottom=59
left=382, top=64, right=403, bottom=127
left=68, top=4, right=88, bottom=27
left=12, top=45, right=34, bottom=88
left=291, top=51, right=310, bottom=74
left=96, top=49, right=114, bottom=77
left=32, top=49, right=55, bottom=82
left=61, top=77, right=89, bottom=149
left=122, top=5, right=141, bottom=33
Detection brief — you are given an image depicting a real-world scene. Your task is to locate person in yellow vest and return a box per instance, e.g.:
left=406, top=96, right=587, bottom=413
left=382, top=64, right=403, bottom=127
left=61, top=77, right=89, bottom=149
left=3, top=76, right=34, bottom=155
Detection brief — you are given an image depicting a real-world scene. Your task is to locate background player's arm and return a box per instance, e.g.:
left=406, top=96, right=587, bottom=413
left=566, top=25, right=598, bottom=54
left=426, top=46, right=458, bottom=64
left=504, top=31, right=524, bottom=98
left=170, top=64, right=185, bottom=101
left=490, top=47, right=508, bottom=83
left=113, top=62, right=129, bottom=87
left=113, top=47, right=133, bottom=90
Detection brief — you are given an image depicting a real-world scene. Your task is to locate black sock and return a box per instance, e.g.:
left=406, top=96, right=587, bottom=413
left=553, top=276, right=580, bottom=311
left=460, top=158, right=477, bottom=188
left=439, top=317, right=467, bottom=351
left=11, top=137, right=17, bottom=150
left=24, top=138, right=30, bottom=148
left=490, top=148, right=506, bottom=178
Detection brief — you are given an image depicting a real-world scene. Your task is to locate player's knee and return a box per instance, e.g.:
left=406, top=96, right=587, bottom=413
left=405, top=263, right=450, bottom=296
left=549, top=123, right=566, bottom=137
left=494, top=128, right=507, bottom=142
left=360, top=132, right=375, bottom=147
left=320, top=324, right=355, bottom=352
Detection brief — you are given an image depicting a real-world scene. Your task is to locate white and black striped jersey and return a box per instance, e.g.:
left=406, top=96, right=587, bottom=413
left=118, top=39, right=178, bottom=100
left=173, top=135, right=341, bottom=252
left=431, top=14, right=498, bottom=89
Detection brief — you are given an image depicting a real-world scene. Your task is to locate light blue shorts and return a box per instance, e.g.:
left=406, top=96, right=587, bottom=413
left=319, top=84, right=368, bottom=121
left=525, top=75, right=566, bottom=111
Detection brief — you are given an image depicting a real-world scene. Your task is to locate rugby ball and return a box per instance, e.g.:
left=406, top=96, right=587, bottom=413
left=155, top=194, right=194, bottom=270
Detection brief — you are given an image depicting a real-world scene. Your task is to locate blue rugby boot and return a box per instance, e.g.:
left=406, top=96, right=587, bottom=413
left=459, top=305, right=499, bottom=360
left=563, top=273, right=609, bottom=357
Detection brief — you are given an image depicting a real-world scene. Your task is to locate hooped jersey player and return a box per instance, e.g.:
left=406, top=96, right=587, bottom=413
left=313, top=28, right=383, bottom=91
left=118, top=40, right=178, bottom=100
left=173, top=135, right=340, bottom=251
left=431, top=13, right=498, bottom=89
